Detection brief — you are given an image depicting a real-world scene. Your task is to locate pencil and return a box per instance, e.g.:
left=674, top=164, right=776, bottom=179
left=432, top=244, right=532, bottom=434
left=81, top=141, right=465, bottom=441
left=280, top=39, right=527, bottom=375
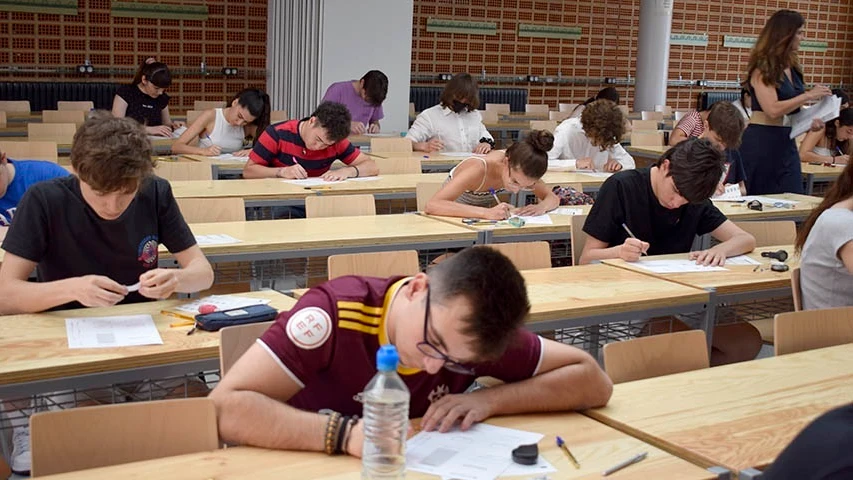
left=602, top=452, right=647, bottom=476
left=621, top=223, right=647, bottom=256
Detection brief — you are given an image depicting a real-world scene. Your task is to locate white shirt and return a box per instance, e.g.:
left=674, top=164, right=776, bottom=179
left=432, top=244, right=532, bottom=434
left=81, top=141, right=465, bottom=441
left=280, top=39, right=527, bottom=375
left=731, top=100, right=752, bottom=122
left=405, top=105, right=493, bottom=153
left=547, top=118, right=635, bottom=171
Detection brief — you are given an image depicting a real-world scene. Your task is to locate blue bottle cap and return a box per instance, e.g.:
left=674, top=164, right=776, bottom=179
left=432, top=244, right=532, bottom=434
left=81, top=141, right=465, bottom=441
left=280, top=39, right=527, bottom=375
left=376, top=344, right=399, bottom=371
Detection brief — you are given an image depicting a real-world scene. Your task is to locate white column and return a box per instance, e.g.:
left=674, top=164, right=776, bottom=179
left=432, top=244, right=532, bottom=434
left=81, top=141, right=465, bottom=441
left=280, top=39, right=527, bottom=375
left=634, top=0, right=673, bottom=111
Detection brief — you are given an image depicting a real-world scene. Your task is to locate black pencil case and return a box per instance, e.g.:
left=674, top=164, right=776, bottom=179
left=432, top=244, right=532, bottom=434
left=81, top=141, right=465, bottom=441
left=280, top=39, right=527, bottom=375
left=193, top=304, right=279, bottom=332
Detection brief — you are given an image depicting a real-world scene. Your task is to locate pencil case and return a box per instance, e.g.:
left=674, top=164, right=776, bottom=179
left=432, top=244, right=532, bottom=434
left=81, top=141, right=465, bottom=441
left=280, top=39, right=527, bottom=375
left=193, top=304, right=279, bottom=332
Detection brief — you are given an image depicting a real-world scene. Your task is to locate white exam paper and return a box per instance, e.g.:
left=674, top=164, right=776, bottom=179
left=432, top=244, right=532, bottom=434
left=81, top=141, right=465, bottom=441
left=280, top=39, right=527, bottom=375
left=552, top=207, right=584, bottom=216
left=439, top=152, right=486, bottom=158
left=170, top=295, right=270, bottom=316
left=283, top=178, right=344, bottom=187
left=547, top=159, right=575, bottom=171
left=789, top=95, right=842, bottom=139
left=514, top=214, right=553, bottom=225
left=194, top=234, right=242, bottom=246
left=210, top=153, right=249, bottom=162
left=724, top=255, right=761, bottom=266
left=631, top=259, right=728, bottom=274
left=712, top=184, right=743, bottom=202
left=575, top=170, right=614, bottom=178
left=66, top=315, right=163, bottom=349
left=742, top=195, right=798, bottom=207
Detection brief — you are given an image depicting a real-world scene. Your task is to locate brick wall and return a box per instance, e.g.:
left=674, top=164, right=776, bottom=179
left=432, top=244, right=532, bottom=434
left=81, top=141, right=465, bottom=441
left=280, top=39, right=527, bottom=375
left=0, top=0, right=267, bottom=114
left=412, top=0, right=853, bottom=111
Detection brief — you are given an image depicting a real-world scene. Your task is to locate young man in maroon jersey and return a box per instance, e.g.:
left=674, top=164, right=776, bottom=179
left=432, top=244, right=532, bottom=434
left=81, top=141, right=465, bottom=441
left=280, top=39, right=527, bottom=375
left=211, top=247, right=613, bottom=457
left=242, top=101, right=378, bottom=181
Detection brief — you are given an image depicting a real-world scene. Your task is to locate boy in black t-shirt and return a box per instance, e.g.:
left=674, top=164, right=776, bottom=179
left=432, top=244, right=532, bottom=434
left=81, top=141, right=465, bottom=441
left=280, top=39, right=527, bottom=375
left=0, top=111, right=214, bottom=314
left=580, top=138, right=761, bottom=365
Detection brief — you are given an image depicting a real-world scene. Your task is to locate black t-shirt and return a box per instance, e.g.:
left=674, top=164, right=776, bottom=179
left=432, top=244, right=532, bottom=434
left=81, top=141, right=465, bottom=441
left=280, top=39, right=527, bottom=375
left=1, top=175, right=196, bottom=310
left=116, top=84, right=170, bottom=126
left=762, top=403, right=853, bottom=480
left=582, top=167, right=728, bottom=255
left=726, top=149, right=747, bottom=185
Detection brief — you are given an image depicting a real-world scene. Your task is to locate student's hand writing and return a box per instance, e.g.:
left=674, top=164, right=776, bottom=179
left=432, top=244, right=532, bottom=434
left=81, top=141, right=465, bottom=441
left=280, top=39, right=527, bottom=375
left=576, top=157, right=594, bottom=170
left=422, top=392, right=492, bottom=433
left=618, top=238, right=649, bottom=262
left=420, top=138, right=444, bottom=152
left=367, top=123, right=380, bottom=134
left=74, top=275, right=127, bottom=307
left=689, top=247, right=727, bottom=266
left=321, top=169, right=351, bottom=181
left=514, top=203, right=547, bottom=216
left=202, top=145, right=222, bottom=156
left=603, top=159, right=623, bottom=172
left=171, top=121, right=186, bottom=129
left=806, top=85, right=832, bottom=101
left=350, top=121, right=366, bottom=135
left=715, top=182, right=726, bottom=196
left=231, top=149, right=251, bottom=157
left=138, top=268, right=179, bottom=299
left=146, top=125, right=173, bottom=137
left=278, top=164, right=308, bottom=179
left=836, top=154, right=850, bottom=164
left=485, top=202, right=513, bottom=220
left=473, top=142, right=492, bottom=154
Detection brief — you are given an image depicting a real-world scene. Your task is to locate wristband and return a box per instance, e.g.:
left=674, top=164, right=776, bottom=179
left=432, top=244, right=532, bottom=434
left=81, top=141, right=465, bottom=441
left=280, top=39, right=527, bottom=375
left=352, top=165, right=360, bottom=178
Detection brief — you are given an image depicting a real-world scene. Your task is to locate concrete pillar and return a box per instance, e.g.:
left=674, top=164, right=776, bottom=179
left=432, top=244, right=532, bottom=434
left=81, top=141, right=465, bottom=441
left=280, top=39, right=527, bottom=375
left=634, top=0, right=673, bottom=111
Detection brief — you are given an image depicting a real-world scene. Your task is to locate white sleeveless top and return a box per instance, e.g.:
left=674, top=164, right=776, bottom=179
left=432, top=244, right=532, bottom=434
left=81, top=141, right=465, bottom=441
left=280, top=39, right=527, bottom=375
left=198, top=108, right=245, bottom=153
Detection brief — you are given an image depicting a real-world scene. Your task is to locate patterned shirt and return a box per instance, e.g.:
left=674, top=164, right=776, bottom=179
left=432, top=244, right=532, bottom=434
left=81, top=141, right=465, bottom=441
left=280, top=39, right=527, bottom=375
left=675, top=111, right=706, bottom=138
left=248, top=119, right=360, bottom=177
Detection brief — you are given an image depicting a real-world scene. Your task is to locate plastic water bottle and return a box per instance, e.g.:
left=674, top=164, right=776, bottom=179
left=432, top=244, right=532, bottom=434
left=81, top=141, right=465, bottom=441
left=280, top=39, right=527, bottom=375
left=362, top=344, right=410, bottom=479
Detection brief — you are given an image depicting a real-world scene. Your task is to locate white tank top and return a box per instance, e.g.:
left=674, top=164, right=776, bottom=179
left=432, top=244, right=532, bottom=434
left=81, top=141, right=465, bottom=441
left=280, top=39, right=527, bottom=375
left=198, top=108, right=245, bottom=153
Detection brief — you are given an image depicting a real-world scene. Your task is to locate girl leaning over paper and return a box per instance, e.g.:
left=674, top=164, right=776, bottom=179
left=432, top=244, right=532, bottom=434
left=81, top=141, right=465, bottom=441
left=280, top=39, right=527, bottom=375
left=737, top=9, right=831, bottom=195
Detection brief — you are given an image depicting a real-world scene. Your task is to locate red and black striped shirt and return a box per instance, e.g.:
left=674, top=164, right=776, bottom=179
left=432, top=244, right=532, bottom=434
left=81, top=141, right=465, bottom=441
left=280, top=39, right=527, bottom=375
left=248, top=119, right=360, bottom=176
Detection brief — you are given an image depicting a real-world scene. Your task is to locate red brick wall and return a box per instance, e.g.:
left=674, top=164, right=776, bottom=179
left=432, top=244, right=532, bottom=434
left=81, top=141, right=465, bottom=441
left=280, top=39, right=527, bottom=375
left=412, top=0, right=853, bottom=111
left=0, top=0, right=267, bottom=114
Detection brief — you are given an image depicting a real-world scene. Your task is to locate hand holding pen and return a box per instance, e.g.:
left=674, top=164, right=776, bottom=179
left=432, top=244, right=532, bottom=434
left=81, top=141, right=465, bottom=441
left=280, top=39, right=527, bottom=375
left=488, top=188, right=513, bottom=220
left=620, top=223, right=649, bottom=261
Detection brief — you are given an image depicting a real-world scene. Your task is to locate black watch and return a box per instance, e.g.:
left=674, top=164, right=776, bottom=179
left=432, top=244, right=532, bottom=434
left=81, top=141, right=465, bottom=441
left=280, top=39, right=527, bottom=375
left=479, top=137, right=495, bottom=148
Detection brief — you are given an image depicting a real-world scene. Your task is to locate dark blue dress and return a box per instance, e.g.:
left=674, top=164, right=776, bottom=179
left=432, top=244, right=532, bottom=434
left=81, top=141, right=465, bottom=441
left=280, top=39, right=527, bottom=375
left=738, top=69, right=805, bottom=194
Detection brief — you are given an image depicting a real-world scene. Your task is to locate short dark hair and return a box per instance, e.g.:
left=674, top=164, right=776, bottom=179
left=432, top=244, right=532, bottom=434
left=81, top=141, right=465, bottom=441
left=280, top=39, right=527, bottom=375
left=833, top=88, right=850, bottom=106
left=707, top=101, right=745, bottom=149
left=594, top=87, right=620, bottom=104
left=580, top=99, right=627, bottom=150
left=506, top=130, right=553, bottom=179
left=656, top=137, right=725, bottom=203
left=439, top=73, right=480, bottom=111
left=132, top=61, right=171, bottom=89
left=427, top=247, right=530, bottom=360
left=71, top=111, right=154, bottom=193
left=361, top=70, right=388, bottom=106
left=311, top=101, right=352, bottom=142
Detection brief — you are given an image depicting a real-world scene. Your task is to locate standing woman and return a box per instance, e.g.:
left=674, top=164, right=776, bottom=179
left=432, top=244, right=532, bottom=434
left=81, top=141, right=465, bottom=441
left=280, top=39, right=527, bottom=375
left=112, top=59, right=184, bottom=137
left=738, top=10, right=831, bottom=194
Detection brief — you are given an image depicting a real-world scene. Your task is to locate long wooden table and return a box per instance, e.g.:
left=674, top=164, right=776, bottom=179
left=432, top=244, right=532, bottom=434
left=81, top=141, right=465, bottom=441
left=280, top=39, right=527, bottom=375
left=800, top=162, right=842, bottom=194
left=426, top=208, right=590, bottom=244
left=0, top=291, right=296, bottom=398
left=170, top=178, right=316, bottom=208
left=586, top=343, right=853, bottom=477
left=713, top=193, right=820, bottom=222
left=37, top=413, right=718, bottom=479
left=180, top=153, right=249, bottom=178
left=2, top=136, right=175, bottom=155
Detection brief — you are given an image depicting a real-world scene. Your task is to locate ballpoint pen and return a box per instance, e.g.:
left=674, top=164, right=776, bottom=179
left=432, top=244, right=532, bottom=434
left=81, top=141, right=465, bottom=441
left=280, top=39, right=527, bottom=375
left=621, top=223, right=648, bottom=256
left=555, top=436, right=580, bottom=469
left=602, top=452, right=648, bottom=476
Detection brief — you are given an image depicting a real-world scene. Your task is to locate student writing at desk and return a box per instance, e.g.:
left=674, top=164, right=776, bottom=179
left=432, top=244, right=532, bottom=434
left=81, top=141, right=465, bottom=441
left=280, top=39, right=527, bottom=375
left=424, top=130, right=559, bottom=219
left=321, top=70, right=388, bottom=134
left=210, top=247, right=612, bottom=457
left=242, top=101, right=378, bottom=181
left=548, top=99, right=635, bottom=173
left=111, top=59, right=184, bottom=138
left=578, top=139, right=760, bottom=365
left=0, top=150, right=70, bottom=226
left=799, top=107, right=852, bottom=166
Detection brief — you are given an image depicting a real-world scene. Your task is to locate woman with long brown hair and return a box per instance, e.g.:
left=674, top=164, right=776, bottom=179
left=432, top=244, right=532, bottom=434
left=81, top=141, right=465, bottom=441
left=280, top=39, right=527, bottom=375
left=795, top=161, right=853, bottom=309
left=737, top=10, right=831, bottom=194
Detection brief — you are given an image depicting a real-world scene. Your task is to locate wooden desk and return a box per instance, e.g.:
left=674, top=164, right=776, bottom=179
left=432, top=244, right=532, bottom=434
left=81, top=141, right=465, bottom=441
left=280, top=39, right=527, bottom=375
left=540, top=171, right=610, bottom=192
left=365, top=152, right=465, bottom=172
left=800, top=162, right=842, bottom=194
left=2, top=136, right=175, bottom=156
left=38, top=413, right=716, bottom=479
left=425, top=209, right=590, bottom=244
left=0, top=291, right=295, bottom=398
left=624, top=145, right=667, bottom=168
left=169, top=178, right=316, bottom=208
left=0, top=124, right=28, bottom=137
left=714, top=193, right=819, bottom=222
left=348, top=132, right=402, bottom=147
left=586, top=343, right=853, bottom=476
left=180, top=154, right=249, bottom=178
left=297, top=173, right=448, bottom=199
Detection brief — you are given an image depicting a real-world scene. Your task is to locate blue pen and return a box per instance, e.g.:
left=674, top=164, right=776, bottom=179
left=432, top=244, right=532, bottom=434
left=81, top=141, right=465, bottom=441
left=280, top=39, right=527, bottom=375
left=836, top=146, right=844, bottom=159
left=488, top=187, right=501, bottom=205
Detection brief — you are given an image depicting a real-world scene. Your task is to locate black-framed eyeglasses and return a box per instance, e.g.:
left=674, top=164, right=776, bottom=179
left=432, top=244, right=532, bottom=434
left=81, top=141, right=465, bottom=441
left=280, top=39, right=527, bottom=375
left=416, top=289, right=476, bottom=376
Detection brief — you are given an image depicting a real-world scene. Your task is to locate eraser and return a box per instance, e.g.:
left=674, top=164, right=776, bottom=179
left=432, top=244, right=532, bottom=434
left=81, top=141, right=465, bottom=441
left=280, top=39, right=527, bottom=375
left=511, top=443, right=539, bottom=465
left=198, top=304, right=217, bottom=314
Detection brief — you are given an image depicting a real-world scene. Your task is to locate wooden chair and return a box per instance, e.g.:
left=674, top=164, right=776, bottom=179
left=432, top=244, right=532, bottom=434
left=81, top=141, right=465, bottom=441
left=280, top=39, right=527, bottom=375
left=41, top=110, right=86, bottom=127
left=416, top=182, right=444, bottom=212
left=270, top=110, right=288, bottom=123
left=56, top=101, right=94, bottom=111
left=305, top=194, right=376, bottom=218
left=30, top=398, right=219, bottom=476
left=791, top=266, right=802, bottom=312
left=186, top=110, right=203, bottom=126
left=603, top=330, right=709, bottom=384
left=0, top=141, right=58, bottom=162
left=194, top=100, right=226, bottom=111
left=529, top=120, right=558, bottom=134
left=369, top=137, right=412, bottom=154
left=617, top=105, right=630, bottom=116
left=27, top=123, right=76, bottom=144
left=674, top=111, right=689, bottom=123
left=630, top=130, right=664, bottom=147
left=570, top=214, right=588, bottom=266
left=641, top=111, right=664, bottom=121
left=774, top=306, right=853, bottom=356
left=525, top=104, right=549, bottom=114
left=155, top=161, right=213, bottom=181
left=631, top=119, right=659, bottom=131
left=372, top=157, right=421, bottom=175
left=220, top=321, right=275, bottom=375
left=328, top=250, right=420, bottom=280
left=176, top=198, right=245, bottom=223
left=549, top=111, right=570, bottom=121
left=733, top=221, right=796, bottom=247
left=654, top=105, right=673, bottom=116
left=0, top=100, right=30, bottom=113
left=478, top=242, right=551, bottom=270
left=558, top=103, right=578, bottom=113
left=485, top=103, right=510, bottom=115
left=0, top=111, right=6, bottom=128
left=479, top=109, right=498, bottom=124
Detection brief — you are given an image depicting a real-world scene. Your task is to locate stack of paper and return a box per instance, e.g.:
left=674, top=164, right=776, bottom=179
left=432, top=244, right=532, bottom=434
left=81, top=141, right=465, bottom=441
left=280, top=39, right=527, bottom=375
left=712, top=184, right=743, bottom=202
left=552, top=207, right=584, bottom=216
left=210, top=153, right=249, bottom=162
left=66, top=315, right=163, bottom=349
left=194, top=234, right=242, bottom=246
left=283, top=178, right=344, bottom=187
left=789, top=95, right=842, bottom=139
left=631, top=259, right=728, bottom=274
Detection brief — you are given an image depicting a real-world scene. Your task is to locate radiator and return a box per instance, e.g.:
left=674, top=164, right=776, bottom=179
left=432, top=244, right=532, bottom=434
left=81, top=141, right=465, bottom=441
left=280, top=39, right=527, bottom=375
left=697, top=91, right=740, bottom=111
left=0, top=82, right=119, bottom=112
left=410, top=86, right=528, bottom=113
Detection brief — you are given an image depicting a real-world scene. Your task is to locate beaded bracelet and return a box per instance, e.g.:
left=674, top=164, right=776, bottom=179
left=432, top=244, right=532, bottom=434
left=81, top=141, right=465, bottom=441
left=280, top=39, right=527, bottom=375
left=323, top=411, right=342, bottom=455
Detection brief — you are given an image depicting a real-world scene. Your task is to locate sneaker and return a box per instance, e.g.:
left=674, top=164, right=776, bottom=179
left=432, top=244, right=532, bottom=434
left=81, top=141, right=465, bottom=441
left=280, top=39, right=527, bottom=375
left=10, top=426, right=31, bottom=475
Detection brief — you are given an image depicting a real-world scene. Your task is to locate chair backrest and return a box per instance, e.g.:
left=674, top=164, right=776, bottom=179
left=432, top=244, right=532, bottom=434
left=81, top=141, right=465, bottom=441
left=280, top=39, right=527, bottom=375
left=416, top=182, right=444, bottom=212
left=408, top=103, right=416, bottom=117
left=372, top=157, right=421, bottom=175
left=155, top=161, right=213, bottom=181
left=630, top=130, right=664, bottom=147
left=176, top=197, right=246, bottom=223
left=219, top=321, right=275, bottom=375
left=549, top=111, right=570, bottom=121
left=732, top=221, right=796, bottom=247
left=654, top=105, right=673, bottom=116
left=479, top=109, right=498, bottom=124
left=328, top=250, right=420, bottom=280
left=194, top=100, right=226, bottom=111
left=558, top=103, right=579, bottom=113
left=774, top=306, right=853, bottom=356
left=30, top=398, right=219, bottom=476
left=791, top=266, right=802, bottom=312
left=603, top=330, right=710, bottom=384
left=28, top=123, right=77, bottom=144
left=270, top=109, right=288, bottom=123
left=478, top=242, right=551, bottom=270
left=641, top=111, right=664, bottom=121
left=529, top=120, right=558, bottom=134
left=525, top=104, right=550, bottom=114
left=0, top=100, right=30, bottom=113
left=42, top=110, right=86, bottom=127
left=631, top=119, right=659, bottom=131
left=305, top=194, right=376, bottom=218
left=57, top=101, right=94, bottom=111
left=570, top=214, right=588, bottom=265
left=485, top=103, right=510, bottom=115
left=0, top=111, right=5, bottom=128
left=674, top=110, right=689, bottom=122
left=186, top=110, right=203, bottom=126
left=617, top=105, right=630, bottom=116
left=0, top=141, right=58, bottom=162
left=369, top=137, right=412, bottom=153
